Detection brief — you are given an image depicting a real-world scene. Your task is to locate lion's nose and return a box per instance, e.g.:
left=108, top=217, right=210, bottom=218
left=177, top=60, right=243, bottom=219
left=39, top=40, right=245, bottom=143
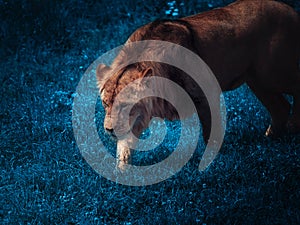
left=105, top=127, right=116, bottom=136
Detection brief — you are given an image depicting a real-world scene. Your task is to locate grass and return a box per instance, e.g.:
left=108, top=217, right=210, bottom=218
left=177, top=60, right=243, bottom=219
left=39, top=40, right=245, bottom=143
left=1, top=0, right=300, bottom=224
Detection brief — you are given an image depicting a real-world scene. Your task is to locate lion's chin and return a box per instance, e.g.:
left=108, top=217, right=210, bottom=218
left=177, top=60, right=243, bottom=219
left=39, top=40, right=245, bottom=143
left=105, top=128, right=131, bottom=140
left=114, top=131, right=131, bottom=140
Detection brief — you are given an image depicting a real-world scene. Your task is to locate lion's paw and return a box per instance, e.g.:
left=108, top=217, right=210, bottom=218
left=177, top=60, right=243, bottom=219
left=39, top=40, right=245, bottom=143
left=117, top=159, right=130, bottom=172
left=116, top=140, right=133, bottom=172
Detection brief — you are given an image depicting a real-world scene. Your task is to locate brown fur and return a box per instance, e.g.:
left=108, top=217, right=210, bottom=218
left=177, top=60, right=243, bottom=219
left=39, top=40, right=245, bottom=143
left=97, top=0, right=300, bottom=169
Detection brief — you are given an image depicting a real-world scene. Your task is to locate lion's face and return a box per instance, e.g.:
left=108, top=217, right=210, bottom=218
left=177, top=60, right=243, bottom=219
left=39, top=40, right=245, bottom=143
left=97, top=64, right=153, bottom=140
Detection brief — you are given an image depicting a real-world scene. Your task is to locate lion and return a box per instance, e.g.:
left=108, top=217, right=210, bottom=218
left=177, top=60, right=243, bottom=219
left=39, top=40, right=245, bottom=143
left=97, top=0, right=300, bottom=170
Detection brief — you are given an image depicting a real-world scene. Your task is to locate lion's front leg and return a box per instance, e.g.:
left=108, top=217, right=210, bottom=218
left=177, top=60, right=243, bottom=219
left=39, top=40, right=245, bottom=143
left=116, top=137, right=136, bottom=171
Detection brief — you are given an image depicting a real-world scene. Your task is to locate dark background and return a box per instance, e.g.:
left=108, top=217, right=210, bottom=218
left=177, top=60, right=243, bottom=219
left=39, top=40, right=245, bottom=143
left=1, top=0, right=300, bottom=224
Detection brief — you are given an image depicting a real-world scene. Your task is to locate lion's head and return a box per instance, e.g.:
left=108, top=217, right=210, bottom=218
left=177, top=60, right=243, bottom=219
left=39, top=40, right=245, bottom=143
left=97, top=63, right=155, bottom=140
left=97, top=58, right=189, bottom=170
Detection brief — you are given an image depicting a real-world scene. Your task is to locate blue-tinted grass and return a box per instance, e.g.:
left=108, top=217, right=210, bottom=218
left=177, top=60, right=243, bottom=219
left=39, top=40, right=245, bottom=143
left=1, top=0, right=300, bottom=224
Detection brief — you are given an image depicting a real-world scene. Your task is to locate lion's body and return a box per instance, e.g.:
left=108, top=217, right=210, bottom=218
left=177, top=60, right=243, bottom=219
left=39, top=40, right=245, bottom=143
left=181, top=0, right=300, bottom=92
left=97, top=0, right=300, bottom=169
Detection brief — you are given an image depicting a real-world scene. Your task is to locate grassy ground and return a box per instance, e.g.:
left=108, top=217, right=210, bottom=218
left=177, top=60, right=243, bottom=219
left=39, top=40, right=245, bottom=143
left=1, top=0, right=300, bottom=224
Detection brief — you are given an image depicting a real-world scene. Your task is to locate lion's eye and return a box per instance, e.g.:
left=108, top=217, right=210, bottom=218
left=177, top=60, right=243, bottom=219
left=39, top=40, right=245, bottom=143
left=120, top=103, right=128, bottom=109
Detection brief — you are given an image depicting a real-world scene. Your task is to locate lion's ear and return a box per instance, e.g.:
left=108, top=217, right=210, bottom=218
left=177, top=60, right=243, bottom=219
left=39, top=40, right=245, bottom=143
left=96, top=63, right=111, bottom=90
left=140, top=68, right=154, bottom=88
left=142, top=68, right=153, bottom=77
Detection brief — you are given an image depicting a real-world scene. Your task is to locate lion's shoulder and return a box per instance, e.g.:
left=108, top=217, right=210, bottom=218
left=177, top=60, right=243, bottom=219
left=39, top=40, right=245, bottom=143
left=128, top=19, right=195, bottom=47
